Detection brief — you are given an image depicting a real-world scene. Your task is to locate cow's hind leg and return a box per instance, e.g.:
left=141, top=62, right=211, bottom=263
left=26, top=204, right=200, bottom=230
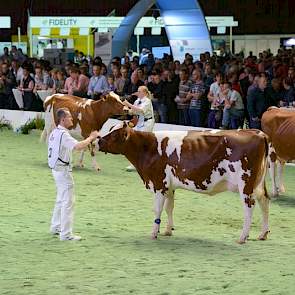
left=238, top=193, right=255, bottom=244
left=151, top=193, right=165, bottom=239
left=164, top=190, right=175, bottom=236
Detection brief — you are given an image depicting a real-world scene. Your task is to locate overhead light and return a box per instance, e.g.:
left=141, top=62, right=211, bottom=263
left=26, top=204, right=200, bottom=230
left=37, top=36, right=50, bottom=40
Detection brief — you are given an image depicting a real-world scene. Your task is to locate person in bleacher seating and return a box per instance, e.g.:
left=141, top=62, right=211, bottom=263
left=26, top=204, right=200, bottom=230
left=17, top=67, right=35, bottom=111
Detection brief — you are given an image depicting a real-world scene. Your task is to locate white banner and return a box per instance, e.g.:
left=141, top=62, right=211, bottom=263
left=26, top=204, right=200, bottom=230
left=169, top=39, right=212, bottom=62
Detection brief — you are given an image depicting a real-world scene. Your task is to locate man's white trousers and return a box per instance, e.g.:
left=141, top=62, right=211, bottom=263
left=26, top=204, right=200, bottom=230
left=51, top=169, right=75, bottom=239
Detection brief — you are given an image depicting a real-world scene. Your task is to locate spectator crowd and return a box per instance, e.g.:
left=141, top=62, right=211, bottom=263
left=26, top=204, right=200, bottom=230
left=1, top=45, right=295, bottom=130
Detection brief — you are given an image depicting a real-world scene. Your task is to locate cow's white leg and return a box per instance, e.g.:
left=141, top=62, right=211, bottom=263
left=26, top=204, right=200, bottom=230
left=256, top=190, right=270, bottom=241
left=77, top=150, right=85, bottom=168
left=278, top=161, right=285, bottom=194
left=268, top=144, right=279, bottom=197
left=91, top=154, right=101, bottom=171
left=269, top=159, right=278, bottom=197
left=238, top=194, right=255, bottom=244
left=164, top=190, right=175, bottom=236
left=90, top=144, right=100, bottom=172
left=151, top=193, right=165, bottom=239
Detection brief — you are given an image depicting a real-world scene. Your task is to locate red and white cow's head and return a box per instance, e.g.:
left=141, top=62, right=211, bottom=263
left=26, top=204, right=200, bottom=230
left=100, top=92, right=129, bottom=116
left=96, top=121, right=132, bottom=154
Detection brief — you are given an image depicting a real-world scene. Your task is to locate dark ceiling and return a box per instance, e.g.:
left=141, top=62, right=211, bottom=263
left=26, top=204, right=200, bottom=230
left=0, top=0, right=295, bottom=41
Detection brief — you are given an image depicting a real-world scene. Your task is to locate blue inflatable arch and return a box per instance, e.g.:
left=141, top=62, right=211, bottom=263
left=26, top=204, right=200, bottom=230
left=112, top=0, right=212, bottom=62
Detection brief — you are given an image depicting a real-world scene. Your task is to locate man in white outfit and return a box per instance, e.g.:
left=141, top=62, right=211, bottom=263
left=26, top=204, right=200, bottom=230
left=48, top=108, right=99, bottom=241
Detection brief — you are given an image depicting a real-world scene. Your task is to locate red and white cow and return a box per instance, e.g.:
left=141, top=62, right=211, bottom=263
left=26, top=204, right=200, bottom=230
left=262, top=107, right=295, bottom=196
left=96, top=122, right=270, bottom=244
left=42, top=92, right=128, bottom=170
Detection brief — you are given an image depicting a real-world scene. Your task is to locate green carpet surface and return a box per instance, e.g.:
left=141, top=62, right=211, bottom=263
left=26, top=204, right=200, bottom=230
left=0, top=130, right=295, bottom=295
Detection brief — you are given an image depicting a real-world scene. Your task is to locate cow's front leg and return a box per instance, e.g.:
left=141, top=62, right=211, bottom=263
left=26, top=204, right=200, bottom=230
left=90, top=143, right=101, bottom=172
left=278, top=161, right=285, bottom=194
left=152, top=193, right=165, bottom=239
left=76, top=149, right=85, bottom=168
left=269, top=158, right=278, bottom=197
left=238, top=194, right=255, bottom=244
left=164, top=191, right=175, bottom=236
left=268, top=143, right=279, bottom=197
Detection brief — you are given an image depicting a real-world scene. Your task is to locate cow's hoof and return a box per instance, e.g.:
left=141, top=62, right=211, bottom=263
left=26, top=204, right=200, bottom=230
left=164, top=230, right=172, bottom=236
left=151, top=234, right=158, bottom=240
left=271, top=189, right=280, bottom=198
left=236, top=239, right=246, bottom=245
left=75, top=164, right=84, bottom=169
left=164, top=225, right=173, bottom=236
left=258, top=230, right=270, bottom=241
left=237, top=234, right=248, bottom=244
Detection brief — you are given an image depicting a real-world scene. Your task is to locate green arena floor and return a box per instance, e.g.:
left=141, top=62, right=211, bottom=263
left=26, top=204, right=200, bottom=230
left=1, top=129, right=295, bottom=295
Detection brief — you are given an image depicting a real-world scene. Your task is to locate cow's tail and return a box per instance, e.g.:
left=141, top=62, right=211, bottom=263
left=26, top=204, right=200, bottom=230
left=263, top=133, right=270, bottom=199
left=260, top=133, right=270, bottom=200
left=40, top=95, right=56, bottom=143
left=252, top=134, right=271, bottom=241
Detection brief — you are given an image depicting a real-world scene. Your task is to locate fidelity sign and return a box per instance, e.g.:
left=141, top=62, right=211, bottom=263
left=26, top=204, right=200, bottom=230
left=48, top=18, right=78, bottom=26
left=30, top=17, right=94, bottom=28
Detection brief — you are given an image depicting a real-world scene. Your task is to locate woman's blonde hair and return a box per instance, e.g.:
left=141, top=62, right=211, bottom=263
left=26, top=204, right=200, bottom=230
left=138, top=85, right=152, bottom=99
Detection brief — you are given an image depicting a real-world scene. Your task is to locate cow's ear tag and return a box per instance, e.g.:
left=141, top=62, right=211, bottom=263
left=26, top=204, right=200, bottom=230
left=128, top=121, right=134, bottom=128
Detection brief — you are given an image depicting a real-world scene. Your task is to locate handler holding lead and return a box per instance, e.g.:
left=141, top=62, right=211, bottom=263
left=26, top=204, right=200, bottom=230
left=122, top=86, right=155, bottom=171
left=48, top=108, right=99, bottom=241
left=123, top=85, right=155, bottom=132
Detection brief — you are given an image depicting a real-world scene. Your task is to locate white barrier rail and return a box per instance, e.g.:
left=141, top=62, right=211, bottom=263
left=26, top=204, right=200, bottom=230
left=0, top=109, right=212, bottom=133
left=0, top=109, right=45, bottom=131
left=2, top=109, right=295, bottom=168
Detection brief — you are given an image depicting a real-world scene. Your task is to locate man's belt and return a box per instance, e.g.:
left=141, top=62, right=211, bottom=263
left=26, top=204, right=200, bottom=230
left=144, top=117, right=153, bottom=121
left=58, top=158, right=69, bottom=166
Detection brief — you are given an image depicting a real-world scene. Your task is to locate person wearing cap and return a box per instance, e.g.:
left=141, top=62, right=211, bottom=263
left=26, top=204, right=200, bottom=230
left=48, top=108, right=99, bottom=241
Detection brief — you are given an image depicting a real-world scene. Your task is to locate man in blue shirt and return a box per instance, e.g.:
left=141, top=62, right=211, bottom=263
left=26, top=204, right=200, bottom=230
left=87, top=64, right=108, bottom=99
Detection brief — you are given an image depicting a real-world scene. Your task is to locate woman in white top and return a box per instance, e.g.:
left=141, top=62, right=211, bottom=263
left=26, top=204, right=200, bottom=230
left=122, top=86, right=155, bottom=171
left=123, top=85, right=155, bottom=132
